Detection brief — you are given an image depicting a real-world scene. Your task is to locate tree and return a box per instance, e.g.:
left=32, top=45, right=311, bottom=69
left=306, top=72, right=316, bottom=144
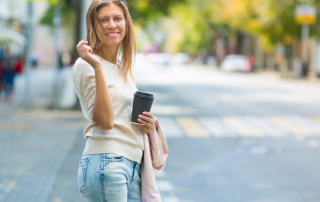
left=39, top=0, right=187, bottom=62
left=163, top=0, right=320, bottom=55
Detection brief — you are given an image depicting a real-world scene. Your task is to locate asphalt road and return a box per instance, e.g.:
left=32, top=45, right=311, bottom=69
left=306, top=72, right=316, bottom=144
left=134, top=63, right=320, bottom=202
left=3, top=63, right=320, bottom=202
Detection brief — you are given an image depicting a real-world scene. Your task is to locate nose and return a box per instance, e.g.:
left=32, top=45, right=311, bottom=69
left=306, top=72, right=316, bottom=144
left=107, top=19, right=116, bottom=29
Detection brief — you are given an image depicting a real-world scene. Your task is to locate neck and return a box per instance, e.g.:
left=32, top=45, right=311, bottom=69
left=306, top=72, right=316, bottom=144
left=96, top=44, right=119, bottom=64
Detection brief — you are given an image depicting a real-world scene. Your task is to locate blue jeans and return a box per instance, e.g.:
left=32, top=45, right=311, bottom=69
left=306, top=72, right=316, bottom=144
left=2, top=70, right=15, bottom=98
left=78, top=153, right=142, bottom=202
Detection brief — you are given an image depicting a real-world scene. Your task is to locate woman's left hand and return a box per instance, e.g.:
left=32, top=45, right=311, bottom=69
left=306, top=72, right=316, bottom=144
left=136, top=111, right=156, bottom=134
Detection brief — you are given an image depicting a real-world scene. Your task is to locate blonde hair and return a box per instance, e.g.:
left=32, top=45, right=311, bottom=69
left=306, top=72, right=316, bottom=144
left=74, top=0, right=136, bottom=83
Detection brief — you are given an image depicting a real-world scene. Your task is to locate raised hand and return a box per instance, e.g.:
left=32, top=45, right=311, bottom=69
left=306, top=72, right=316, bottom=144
left=76, top=40, right=101, bottom=69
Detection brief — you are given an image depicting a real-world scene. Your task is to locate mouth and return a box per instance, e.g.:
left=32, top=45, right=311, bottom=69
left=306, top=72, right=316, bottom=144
left=106, top=32, right=120, bottom=36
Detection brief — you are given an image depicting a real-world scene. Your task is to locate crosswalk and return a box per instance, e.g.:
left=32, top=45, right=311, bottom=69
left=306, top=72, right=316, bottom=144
left=156, top=115, right=320, bottom=138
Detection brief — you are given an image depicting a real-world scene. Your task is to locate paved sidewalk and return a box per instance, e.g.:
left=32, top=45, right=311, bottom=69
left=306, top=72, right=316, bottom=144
left=0, top=101, right=87, bottom=202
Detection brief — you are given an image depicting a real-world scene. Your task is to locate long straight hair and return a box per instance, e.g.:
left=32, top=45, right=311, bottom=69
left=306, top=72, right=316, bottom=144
left=75, top=0, right=136, bottom=84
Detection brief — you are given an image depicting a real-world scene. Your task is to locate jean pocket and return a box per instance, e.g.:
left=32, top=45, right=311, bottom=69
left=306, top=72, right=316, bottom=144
left=78, top=158, right=89, bottom=193
left=104, top=153, right=124, bottom=162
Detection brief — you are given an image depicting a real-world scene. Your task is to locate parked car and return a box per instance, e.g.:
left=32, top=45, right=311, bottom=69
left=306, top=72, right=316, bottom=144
left=172, top=53, right=192, bottom=64
left=220, top=55, right=251, bottom=72
left=144, top=53, right=172, bottom=65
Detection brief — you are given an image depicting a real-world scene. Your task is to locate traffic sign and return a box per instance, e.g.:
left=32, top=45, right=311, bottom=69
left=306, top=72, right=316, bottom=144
left=295, top=4, right=317, bottom=24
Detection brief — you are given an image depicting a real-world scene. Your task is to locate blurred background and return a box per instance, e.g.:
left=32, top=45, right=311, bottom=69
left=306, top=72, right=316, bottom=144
left=1, top=0, right=320, bottom=202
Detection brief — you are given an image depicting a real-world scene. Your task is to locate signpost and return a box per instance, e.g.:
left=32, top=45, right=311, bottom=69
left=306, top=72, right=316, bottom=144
left=294, top=4, right=317, bottom=77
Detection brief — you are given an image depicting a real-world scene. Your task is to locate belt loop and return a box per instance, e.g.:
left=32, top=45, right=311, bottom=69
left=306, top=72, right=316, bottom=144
left=100, top=153, right=105, bottom=170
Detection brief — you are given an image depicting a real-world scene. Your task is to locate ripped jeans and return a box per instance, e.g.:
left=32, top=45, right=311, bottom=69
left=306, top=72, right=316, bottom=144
left=78, top=153, right=141, bottom=202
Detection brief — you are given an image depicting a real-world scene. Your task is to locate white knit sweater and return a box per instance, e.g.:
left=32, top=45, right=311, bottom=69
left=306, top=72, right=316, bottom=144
left=72, top=56, right=144, bottom=164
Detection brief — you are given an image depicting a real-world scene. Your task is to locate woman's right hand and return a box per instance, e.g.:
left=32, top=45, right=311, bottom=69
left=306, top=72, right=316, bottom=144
left=76, top=40, right=101, bottom=69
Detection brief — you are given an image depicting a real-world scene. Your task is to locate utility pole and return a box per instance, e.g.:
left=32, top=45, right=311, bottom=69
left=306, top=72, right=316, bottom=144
left=24, top=2, right=33, bottom=109
left=80, top=0, right=91, bottom=41
left=52, top=0, right=61, bottom=109
left=301, top=23, right=309, bottom=77
left=72, top=0, right=91, bottom=64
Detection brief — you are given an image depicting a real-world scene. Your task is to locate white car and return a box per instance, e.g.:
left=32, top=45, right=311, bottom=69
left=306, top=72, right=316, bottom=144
left=220, top=55, right=251, bottom=72
left=172, top=53, right=192, bottom=64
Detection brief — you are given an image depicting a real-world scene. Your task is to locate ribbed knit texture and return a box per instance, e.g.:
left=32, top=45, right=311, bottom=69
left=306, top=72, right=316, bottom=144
left=72, top=56, right=144, bottom=164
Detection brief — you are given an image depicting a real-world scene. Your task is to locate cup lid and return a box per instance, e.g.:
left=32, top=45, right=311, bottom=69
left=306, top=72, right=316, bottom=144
left=135, top=91, right=154, bottom=99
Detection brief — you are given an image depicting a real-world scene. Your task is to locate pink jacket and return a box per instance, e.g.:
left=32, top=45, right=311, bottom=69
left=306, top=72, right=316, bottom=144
left=141, top=117, right=169, bottom=202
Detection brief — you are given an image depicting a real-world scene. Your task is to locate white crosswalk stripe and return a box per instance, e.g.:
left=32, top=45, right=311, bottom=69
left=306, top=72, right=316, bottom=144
left=243, top=116, right=289, bottom=137
left=156, top=116, right=184, bottom=138
left=157, top=180, right=173, bottom=192
left=266, top=117, right=316, bottom=136
left=162, top=197, right=180, bottom=202
left=155, top=115, right=320, bottom=138
left=221, top=116, right=264, bottom=137
left=198, top=117, right=238, bottom=137
left=285, top=116, right=320, bottom=133
left=155, top=171, right=167, bottom=179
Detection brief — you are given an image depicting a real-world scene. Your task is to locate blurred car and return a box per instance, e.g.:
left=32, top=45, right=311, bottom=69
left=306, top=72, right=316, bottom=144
left=220, top=55, right=252, bottom=72
left=145, top=53, right=172, bottom=65
left=172, top=53, right=192, bottom=64
left=156, top=53, right=172, bottom=65
left=145, top=53, right=158, bottom=64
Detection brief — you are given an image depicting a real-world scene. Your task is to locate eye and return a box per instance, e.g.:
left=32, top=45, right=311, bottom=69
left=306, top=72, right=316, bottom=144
left=115, top=17, right=122, bottom=21
left=101, top=19, right=108, bottom=22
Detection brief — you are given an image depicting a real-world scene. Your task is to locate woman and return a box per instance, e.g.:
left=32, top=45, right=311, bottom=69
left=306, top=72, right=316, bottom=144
left=72, top=0, right=156, bottom=201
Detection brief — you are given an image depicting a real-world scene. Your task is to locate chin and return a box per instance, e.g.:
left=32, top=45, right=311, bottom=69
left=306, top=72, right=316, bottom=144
left=103, top=40, right=122, bottom=46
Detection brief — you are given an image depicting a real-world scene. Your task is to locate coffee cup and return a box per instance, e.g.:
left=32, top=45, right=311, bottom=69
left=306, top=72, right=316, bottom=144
left=131, top=91, right=154, bottom=125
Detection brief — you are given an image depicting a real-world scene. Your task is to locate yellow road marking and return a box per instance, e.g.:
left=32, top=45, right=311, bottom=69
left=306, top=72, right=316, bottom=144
left=176, top=117, right=210, bottom=137
left=266, top=117, right=315, bottom=136
left=8, top=181, right=17, bottom=188
left=221, top=117, right=264, bottom=137
left=0, top=123, right=33, bottom=131
left=310, top=116, right=320, bottom=124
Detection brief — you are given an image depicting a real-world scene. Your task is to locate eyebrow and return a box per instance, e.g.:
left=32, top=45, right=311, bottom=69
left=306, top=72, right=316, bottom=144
left=99, top=15, right=123, bottom=18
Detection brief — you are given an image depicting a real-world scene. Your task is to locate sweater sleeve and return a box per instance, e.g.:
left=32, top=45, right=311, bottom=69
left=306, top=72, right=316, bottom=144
left=73, top=58, right=96, bottom=120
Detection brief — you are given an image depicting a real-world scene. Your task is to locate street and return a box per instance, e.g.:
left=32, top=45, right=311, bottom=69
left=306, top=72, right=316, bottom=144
left=134, top=63, right=320, bottom=202
left=1, top=63, right=320, bottom=202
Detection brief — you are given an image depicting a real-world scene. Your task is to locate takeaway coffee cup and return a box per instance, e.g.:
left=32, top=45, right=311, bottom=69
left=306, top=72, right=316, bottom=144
left=131, top=91, right=154, bottom=125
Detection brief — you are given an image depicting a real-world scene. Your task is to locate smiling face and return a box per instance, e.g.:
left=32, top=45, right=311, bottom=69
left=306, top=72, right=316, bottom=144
left=98, top=3, right=126, bottom=47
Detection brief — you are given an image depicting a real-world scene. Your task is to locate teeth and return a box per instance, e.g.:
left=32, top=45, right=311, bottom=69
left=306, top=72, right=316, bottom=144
left=107, top=33, right=119, bottom=36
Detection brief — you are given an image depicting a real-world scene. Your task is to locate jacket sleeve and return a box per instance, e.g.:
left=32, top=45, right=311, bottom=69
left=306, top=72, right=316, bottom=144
left=148, top=117, right=169, bottom=172
left=141, top=117, right=169, bottom=202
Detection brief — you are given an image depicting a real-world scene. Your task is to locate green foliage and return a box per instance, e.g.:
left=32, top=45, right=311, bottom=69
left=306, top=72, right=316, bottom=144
left=127, top=0, right=186, bottom=25
left=39, top=0, right=75, bottom=28
left=40, top=0, right=187, bottom=27
left=164, top=0, right=320, bottom=54
left=38, top=0, right=320, bottom=55
left=163, top=2, right=215, bottom=55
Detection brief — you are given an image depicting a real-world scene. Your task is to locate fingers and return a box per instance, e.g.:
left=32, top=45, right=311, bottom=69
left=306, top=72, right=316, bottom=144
left=138, top=114, right=152, bottom=123
left=142, top=111, right=153, bottom=118
left=82, top=44, right=92, bottom=52
left=137, top=117, right=150, bottom=126
left=76, top=40, right=93, bottom=58
left=76, top=41, right=87, bottom=57
left=138, top=113, right=155, bottom=128
left=76, top=40, right=88, bottom=50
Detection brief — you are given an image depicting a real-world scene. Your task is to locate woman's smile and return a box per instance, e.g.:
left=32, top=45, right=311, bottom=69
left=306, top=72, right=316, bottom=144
left=106, top=32, right=120, bottom=37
